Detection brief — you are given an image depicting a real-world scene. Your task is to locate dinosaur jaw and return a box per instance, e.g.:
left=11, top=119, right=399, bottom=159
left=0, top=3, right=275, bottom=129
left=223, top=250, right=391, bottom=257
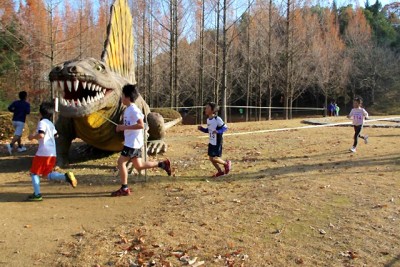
left=52, top=79, right=118, bottom=117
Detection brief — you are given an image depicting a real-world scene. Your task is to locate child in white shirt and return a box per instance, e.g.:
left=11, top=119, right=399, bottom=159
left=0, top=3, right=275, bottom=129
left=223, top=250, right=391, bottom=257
left=112, top=84, right=171, bottom=197
left=347, top=97, right=369, bottom=153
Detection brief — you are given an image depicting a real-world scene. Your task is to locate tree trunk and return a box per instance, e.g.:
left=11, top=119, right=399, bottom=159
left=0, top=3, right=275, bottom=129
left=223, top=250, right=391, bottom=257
left=214, top=1, right=220, bottom=104
left=267, top=0, right=273, bottom=120
left=221, top=0, right=227, bottom=121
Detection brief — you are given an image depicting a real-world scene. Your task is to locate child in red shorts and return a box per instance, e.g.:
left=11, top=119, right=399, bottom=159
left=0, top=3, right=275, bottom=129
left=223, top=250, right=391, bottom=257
left=27, top=102, right=77, bottom=201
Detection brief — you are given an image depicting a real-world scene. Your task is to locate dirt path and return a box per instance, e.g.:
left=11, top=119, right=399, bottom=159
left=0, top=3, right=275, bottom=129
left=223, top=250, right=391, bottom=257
left=0, top=118, right=399, bottom=266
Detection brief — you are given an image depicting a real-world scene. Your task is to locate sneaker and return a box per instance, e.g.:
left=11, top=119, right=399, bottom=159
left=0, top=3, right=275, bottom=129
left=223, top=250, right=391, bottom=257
left=212, top=171, right=225, bottom=177
left=162, top=159, right=171, bottom=176
left=364, top=135, right=369, bottom=144
left=27, top=193, right=42, bottom=201
left=17, top=146, right=27, bottom=152
left=65, top=171, right=77, bottom=188
left=224, top=160, right=232, bottom=174
left=349, top=147, right=357, bottom=153
left=111, top=187, right=131, bottom=197
left=5, top=144, right=12, bottom=155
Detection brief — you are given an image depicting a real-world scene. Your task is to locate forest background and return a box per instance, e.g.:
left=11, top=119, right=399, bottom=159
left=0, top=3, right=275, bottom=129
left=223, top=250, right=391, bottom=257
left=0, top=0, right=399, bottom=121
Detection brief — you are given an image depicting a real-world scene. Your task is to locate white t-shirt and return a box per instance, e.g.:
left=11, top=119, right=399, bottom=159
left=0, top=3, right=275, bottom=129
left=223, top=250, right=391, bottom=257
left=123, top=103, right=144, bottom=149
left=207, top=116, right=225, bottom=146
left=349, top=108, right=369, bottom=126
left=36, top=118, right=57, bottom=157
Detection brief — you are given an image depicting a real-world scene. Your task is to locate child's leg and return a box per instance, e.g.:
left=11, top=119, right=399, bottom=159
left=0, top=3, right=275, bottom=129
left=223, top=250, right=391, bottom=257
left=118, top=155, right=130, bottom=186
left=353, top=125, right=362, bottom=147
left=131, top=157, right=171, bottom=175
left=48, top=172, right=66, bottom=181
left=30, top=173, right=41, bottom=195
left=131, top=157, right=158, bottom=170
left=209, top=156, right=223, bottom=172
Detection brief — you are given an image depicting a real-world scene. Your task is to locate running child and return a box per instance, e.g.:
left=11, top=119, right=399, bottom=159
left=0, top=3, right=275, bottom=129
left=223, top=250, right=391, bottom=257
left=347, top=97, right=369, bottom=153
left=6, top=91, right=30, bottom=154
left=28, top=102, right=77, bottom=201
left=198, top=102, right=231, bottom=177
left=112, top=84, right=171, bottom=197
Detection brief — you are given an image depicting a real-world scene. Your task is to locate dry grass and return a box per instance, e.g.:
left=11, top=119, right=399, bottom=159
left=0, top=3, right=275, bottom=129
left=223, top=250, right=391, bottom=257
left=0, top=118, right=399, bottom=267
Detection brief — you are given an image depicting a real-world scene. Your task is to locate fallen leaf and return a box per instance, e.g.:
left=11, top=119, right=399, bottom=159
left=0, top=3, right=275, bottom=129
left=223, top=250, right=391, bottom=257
left=24, top=225, right=32, bottom=228
left=295, top=258, right=304, bottom=264
left=319, top=229, right=326, bottom=235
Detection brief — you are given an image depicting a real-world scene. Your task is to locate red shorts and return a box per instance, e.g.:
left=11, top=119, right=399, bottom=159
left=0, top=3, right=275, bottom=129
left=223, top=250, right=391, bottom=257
left=30, top=156, right=56, bottom=176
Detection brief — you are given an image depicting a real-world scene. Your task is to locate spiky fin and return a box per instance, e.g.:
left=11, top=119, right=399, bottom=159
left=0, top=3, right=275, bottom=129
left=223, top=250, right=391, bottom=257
left=101, top=0, right=136, bottom=84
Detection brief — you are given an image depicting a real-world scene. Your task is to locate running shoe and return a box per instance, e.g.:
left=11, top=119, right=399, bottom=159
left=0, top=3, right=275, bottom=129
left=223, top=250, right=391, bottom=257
left=349, top=147, right=357, bottom=153
left=111, top=188, right=131, bottom=197
left=65, top=171, right=78, bottom=188
left=364, top=135, right=369, bottom=144
left=212, top=171, right=225, bottom=177
left=27, top=193, right=42, bottom=201
left=224, top=160, right=232, bottom=174
left=17, top=146, right=27, bottom=152
left=162, top=159, right=171, bottom=176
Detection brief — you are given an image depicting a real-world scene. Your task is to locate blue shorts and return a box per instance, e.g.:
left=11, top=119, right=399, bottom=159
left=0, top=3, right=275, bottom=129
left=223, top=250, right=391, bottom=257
left=208, top=143, right=222, bottom=157
left=12, top=121, right=25, bottom=136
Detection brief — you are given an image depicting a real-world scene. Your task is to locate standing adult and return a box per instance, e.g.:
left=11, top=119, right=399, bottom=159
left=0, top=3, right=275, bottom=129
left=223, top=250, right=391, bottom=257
left=6, top=91, right=30, bottom=155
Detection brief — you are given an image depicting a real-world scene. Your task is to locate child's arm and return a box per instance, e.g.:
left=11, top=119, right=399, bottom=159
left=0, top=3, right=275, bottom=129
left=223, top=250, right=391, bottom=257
left=363, top=109, right=369, bottom=119
left=197, top=125, right=208, bottom=133
left=215, top=124, right=228, bottom=134
left=116, top=118, right=144, bottom=132
left=8, top=102, right=15, bottom=112
left=29, top=131, right=45, bottom=141
left=347, top=109, right=353, bottom=119
left=215, top=117, right=228, bottom=134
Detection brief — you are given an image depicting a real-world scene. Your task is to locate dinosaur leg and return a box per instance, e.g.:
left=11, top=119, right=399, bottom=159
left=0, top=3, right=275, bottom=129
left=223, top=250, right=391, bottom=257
left=55, top=116, right=76, bottom=167
left=146, top=112, right=167, bottom=154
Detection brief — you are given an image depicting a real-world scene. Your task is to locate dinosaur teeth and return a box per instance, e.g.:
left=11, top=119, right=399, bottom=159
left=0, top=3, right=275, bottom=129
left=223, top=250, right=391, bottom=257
left=87, top=82, right=92, bottom=91
left=60, top=81, right=65, bottom=92
left=73, top=80, right=79, bottom=91
left=52, top=81, right=58, bottom=90
left=66, top=81, right=72, bottom=92
left=82, top=97, right=87, bottom=106
left=71, top=99, right=76, bottom=107
left=90, top=96, right=94, bottom=103
left=81, top=81, right=87, bottom=90
left=76, top=99, right=82, bottom=107
left=103, top=89, right=106, bottom=95
left=91, top=83, right=96, bottom=91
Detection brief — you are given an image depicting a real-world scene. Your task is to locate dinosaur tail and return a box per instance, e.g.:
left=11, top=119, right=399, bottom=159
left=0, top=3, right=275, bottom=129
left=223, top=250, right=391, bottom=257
left=164, top=117, right=182, bottom=130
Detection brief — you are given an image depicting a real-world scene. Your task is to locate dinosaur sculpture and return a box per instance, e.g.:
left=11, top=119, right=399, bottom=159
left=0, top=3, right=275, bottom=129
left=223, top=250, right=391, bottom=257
left=49, top=0, right=181, bottom=166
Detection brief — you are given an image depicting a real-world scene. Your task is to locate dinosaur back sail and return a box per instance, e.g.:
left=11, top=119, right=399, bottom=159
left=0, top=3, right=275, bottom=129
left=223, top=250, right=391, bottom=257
left=101, top=0, right=136, bottom=84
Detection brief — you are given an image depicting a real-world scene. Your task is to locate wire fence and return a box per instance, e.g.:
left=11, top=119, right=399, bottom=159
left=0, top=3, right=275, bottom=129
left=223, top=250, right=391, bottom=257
left=172, top=105, right=326, bottom=124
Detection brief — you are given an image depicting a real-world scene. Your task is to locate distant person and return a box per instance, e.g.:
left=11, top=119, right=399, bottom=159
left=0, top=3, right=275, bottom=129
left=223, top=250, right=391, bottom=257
left=28, top=102, right=77, bottom=201
left=347, top=97, right=369, bottom=153
left=112, top=84, right=171, bottom=197
left=6, top=91, right=30, bottom=155
left=197, top=102, right=231, bottom=177
left=327, top=101, right=335, bottom=117
left=334, top=103, right=340, bottom=116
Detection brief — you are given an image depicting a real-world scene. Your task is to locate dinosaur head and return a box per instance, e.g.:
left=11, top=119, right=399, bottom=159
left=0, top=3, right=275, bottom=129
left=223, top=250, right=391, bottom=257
left=49, top=58, right=126, bottom=117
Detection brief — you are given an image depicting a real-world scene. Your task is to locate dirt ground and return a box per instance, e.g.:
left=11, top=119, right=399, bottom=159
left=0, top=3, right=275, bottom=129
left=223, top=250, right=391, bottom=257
left=0, top=117, right=399, bottom=267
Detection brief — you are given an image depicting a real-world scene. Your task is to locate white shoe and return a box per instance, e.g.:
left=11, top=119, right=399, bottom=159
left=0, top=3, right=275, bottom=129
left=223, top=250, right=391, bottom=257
left=17, top=146, right=27, bottom=152
left=364, top=135, right=368, bottom=144
left=350, top=147, right=357, bottom=153
left=5, top=144, right=12, bottom=155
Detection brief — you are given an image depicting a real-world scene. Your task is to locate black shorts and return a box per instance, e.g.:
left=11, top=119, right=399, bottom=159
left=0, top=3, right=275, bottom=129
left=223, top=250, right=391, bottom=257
left=208, top=143, right=222, bottom=157
left=121, top=146, right=142, bottom=159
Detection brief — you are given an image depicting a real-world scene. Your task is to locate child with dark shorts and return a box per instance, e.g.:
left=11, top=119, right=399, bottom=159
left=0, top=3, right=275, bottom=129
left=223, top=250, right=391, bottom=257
left=198, top=102, right=231, bottom=177
left=111, top=84, right=171, bottom=197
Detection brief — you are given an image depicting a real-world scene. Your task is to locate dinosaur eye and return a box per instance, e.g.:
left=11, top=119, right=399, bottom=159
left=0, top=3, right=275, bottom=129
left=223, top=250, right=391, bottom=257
left=96, top=64, right=105, bottom=72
